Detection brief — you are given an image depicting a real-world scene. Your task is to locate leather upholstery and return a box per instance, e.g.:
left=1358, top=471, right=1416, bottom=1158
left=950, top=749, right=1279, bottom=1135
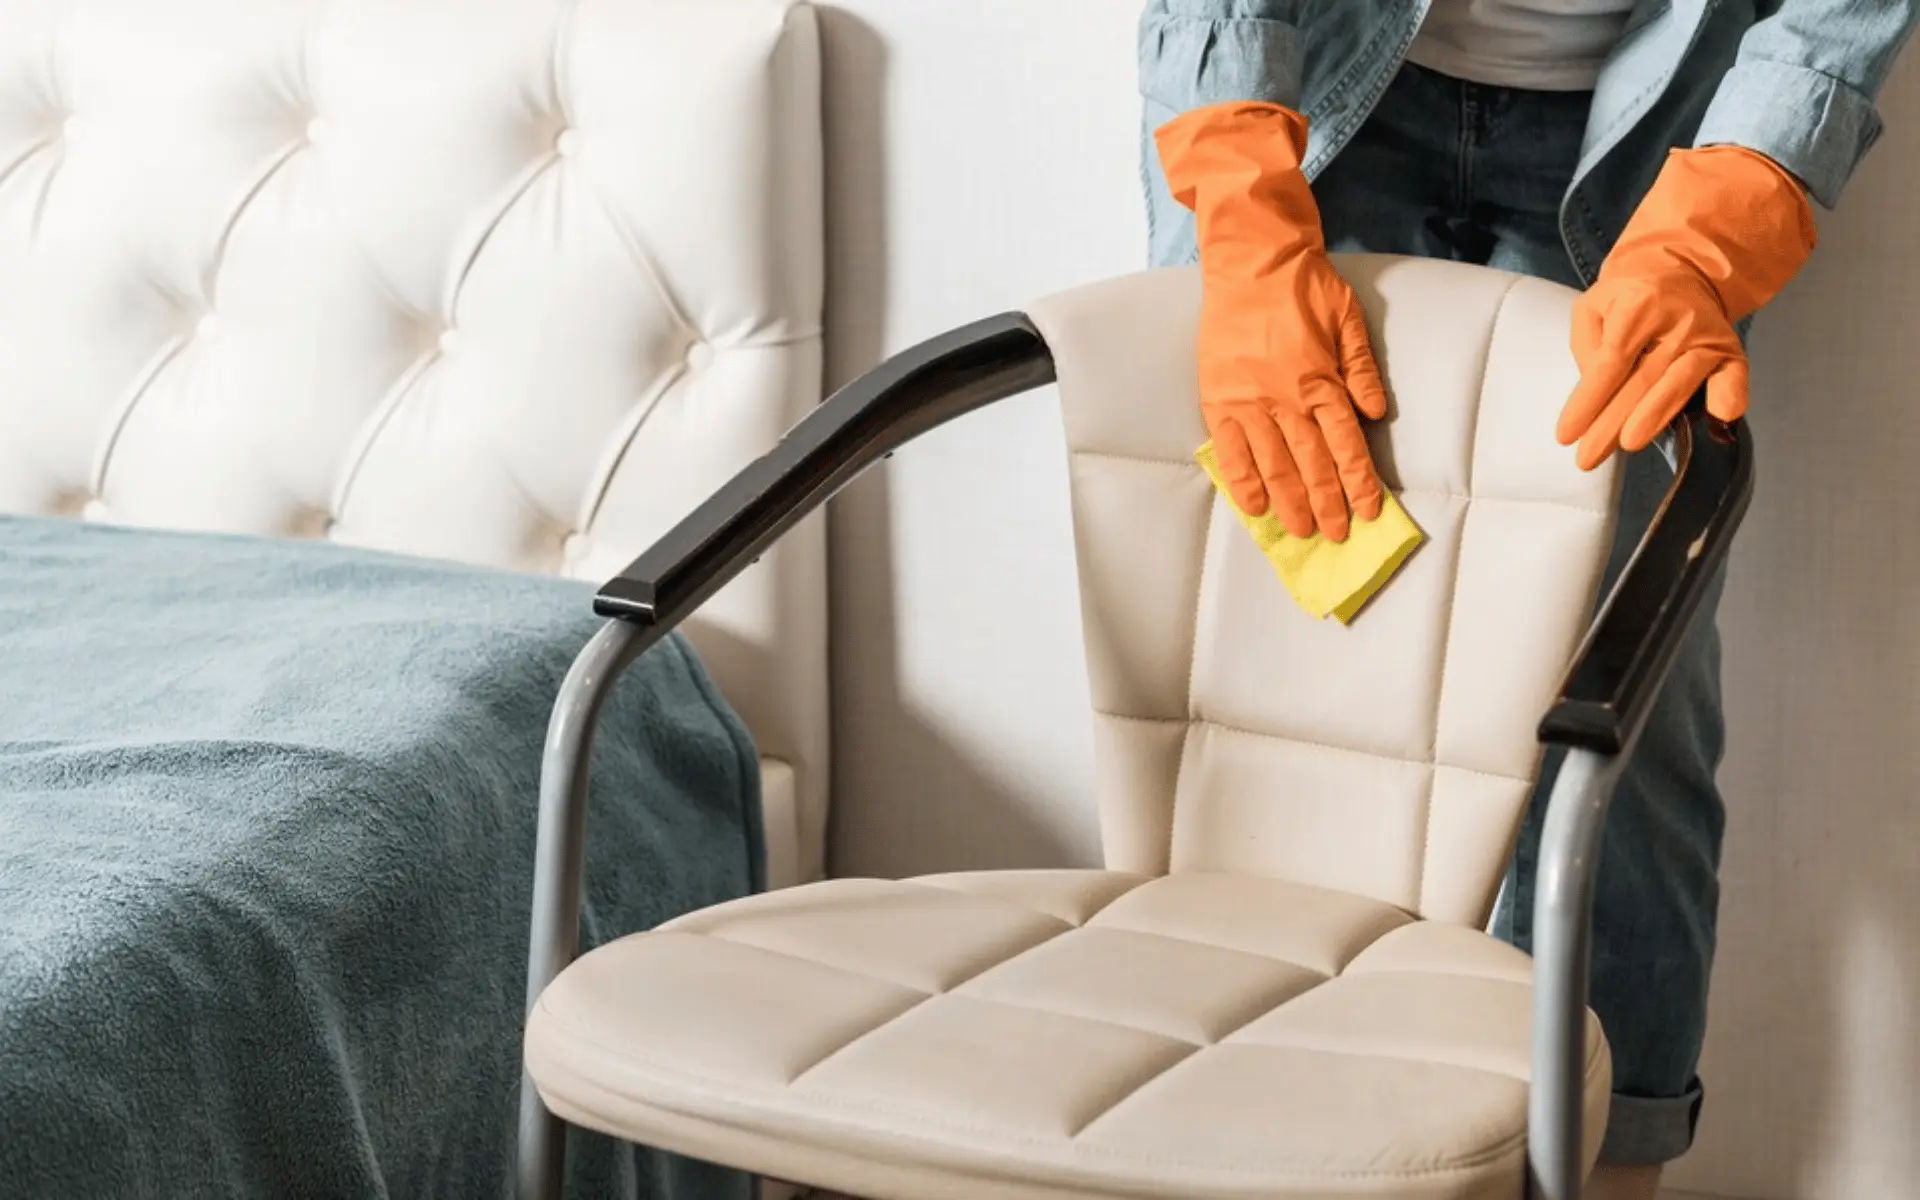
left=1034, top=257, right=1620, bottom=926
left=0, top=0, right=829, bottom=887
left=525, top=258, right=1624, bottom=1196
left=531, top=871, right=1611, bottom=1198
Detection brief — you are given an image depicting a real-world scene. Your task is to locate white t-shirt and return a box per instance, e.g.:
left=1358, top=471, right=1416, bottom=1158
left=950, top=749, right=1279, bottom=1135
left=1407, top=0, right=1635, bottom=91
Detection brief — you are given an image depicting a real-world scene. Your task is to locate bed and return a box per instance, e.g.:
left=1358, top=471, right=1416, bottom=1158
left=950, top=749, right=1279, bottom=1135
left=0, top=0, right=828, bottom=1195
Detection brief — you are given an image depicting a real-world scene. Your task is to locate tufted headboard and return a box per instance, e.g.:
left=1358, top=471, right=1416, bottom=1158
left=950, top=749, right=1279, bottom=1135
left=0, top=0, right=829, bottom=887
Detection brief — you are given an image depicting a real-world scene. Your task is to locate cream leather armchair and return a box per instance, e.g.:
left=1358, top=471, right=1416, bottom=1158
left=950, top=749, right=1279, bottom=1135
left=515, top=255, right=1752, bottom=1200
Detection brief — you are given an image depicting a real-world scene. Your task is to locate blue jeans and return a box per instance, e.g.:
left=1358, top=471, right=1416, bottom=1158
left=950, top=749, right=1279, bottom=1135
left=1312, top=62, right=1727, bottom=1167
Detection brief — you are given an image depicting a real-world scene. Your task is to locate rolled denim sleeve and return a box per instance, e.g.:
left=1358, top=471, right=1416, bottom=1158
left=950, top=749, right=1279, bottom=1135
left=1138, top=0, right=1308, bottom=113
left=1694, top=0, right=1919, bottom=208
left=1137, top=1, right=1309, bottom=265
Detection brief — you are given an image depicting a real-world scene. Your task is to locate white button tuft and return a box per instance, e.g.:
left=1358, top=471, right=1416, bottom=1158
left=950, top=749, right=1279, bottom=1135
left=685, top=340, right=714, bottom=373
left=62, top=115, right=83, bottom=141
left=438, top=328, right=459, bottom=354
left=561, top=532, right=590, bottom=561
left=305, top=118, right=326, bottom=144
left=554, top=129, right=578, bottom=157
left=81, top=499, right=106, bottom=521
left=196, top=314, right=220, bottom=339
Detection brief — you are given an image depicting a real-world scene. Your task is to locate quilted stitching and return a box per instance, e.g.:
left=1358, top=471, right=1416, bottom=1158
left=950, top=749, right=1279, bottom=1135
left=530, top=870, right=1610, bottom=1196
left=1037, top=258, right=1618, bottom=927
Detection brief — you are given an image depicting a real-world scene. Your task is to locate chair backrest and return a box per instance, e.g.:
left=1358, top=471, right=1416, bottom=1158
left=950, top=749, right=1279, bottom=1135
left=1028, top=255, right=1621, bottom=926
left=0, top=0, right=830, bottom=882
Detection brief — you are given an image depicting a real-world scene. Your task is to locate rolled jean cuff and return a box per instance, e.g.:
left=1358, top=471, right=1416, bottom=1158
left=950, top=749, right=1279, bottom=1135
left=1599, top=1080, right=1705, bottom=1166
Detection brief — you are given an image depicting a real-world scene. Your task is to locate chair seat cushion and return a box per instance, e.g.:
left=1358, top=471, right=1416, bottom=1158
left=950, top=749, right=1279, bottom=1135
left=525, top=870, right=1611, bottom=1199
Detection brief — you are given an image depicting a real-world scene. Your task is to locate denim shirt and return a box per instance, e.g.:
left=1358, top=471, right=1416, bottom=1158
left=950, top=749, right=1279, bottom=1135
left=1138, top=0, right=1918, bottom=282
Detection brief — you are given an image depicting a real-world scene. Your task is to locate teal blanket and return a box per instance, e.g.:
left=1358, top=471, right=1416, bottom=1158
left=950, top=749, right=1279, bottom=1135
left=0, top=514, right=762, bottom=1200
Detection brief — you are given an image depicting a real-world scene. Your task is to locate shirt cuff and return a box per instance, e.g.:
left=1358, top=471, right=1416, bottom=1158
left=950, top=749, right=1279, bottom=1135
left=1694, top=58, right=1884, bottom=209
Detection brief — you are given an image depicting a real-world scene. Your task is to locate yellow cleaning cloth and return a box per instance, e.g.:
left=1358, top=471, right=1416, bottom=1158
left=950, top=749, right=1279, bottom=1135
left=1195, top=440, right=1424, bottom=624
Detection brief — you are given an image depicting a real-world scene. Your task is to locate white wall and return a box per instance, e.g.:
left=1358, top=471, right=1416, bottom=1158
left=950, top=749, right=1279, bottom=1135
left=1665, top=51, right=1920, bottom=1200
left=817, top=0, right=1132, bottom=876
left=815, top=4, right=1920, bottom=1196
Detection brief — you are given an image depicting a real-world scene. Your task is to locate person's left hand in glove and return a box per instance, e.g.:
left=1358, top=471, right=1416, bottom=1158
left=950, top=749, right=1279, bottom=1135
left=1557, top=144, right=1818, bottom=470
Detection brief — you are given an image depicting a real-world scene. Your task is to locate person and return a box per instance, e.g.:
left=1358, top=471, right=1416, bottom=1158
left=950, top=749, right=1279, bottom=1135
left=1136, top=3, right=1916, bottom=1198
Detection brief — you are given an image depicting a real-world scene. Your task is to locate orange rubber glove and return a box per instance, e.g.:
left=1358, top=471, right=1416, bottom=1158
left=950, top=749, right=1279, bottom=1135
left=1156, top=102, right=1389, bottom=543
left=1558, top=145, right=1817, bottom=470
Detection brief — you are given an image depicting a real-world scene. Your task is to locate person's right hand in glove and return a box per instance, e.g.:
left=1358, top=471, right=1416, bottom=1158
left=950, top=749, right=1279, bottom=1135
left=1155, top=101, right=1389, bottom=544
